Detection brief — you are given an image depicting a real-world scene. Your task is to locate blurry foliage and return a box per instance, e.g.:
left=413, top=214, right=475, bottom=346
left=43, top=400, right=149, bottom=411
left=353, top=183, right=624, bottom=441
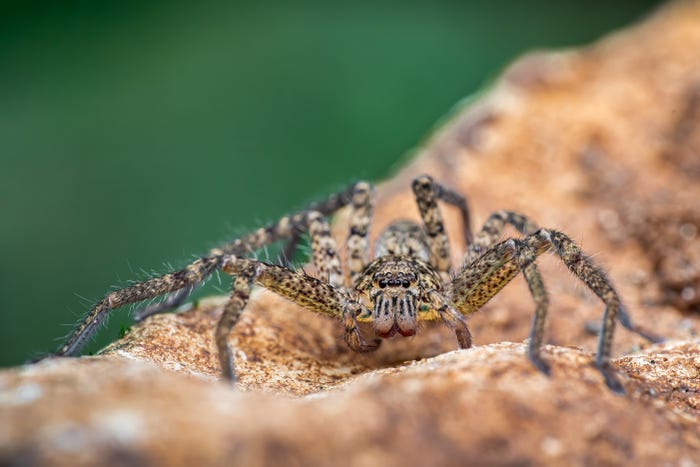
left=0, top=0, right=660, bottom=366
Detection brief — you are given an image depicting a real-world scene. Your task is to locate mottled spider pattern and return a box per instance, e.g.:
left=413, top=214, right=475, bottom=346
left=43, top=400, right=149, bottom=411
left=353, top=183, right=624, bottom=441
left=51, top=175, right=657, bottom=392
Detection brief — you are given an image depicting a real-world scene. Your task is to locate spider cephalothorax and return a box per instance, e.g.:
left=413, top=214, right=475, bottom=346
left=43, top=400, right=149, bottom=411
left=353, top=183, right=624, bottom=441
left=49, top=175, right=658, bottom=392
left=363, top=256, right=428, bottom=338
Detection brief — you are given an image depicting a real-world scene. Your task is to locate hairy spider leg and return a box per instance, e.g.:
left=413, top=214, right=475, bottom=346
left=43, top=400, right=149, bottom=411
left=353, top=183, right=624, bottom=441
left=55, top=183, right=368, bottom=357
left=297, top=201, right=381, bottom=353
left=216, top=202, right=379, bottom=382
left=459, top=210, right=550, bottom=374
left=517, top=251, right=550, bottom=375
left=425, top=289, right=472, bottom=349
left=56, top=256, right=221, bottom=357
left=272, top=181, right=374, bottom=287
left=448, top=227, right=638, bottom=392
left=304, top=210, right=344, bottom=287
left=523, top=230, right=628, bottom=391
left=411, top=175, right=473, bottom=274
left=217, top=259, right=257, bottom=382
left=277, top=181, right=366, bottom=266
left=132, top=217, right=302, bottom=320
left=134, top=181, right=371, bottom=319
left=346, top=181, right=374, bottom=286
left=273, top=181, right=374, bottom=287
left=218, top=256, right=374, bottom=382
left=464, top=210, right=660, bottom=366
left=132, top=218, right=302, bottom=321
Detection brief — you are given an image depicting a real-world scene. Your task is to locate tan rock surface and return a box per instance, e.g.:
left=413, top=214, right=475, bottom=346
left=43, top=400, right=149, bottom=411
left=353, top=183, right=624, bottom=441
left=3, top=1, right=700, bottom=465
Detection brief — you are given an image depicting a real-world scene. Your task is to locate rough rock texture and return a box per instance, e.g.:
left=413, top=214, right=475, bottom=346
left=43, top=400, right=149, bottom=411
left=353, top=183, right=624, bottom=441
left=3, top=1, right=700, bottom=465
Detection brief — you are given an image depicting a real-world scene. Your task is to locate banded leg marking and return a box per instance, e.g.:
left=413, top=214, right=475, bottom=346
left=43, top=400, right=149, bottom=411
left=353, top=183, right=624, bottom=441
left=305, top=211, right=343, bottom=287
left=346, top=181, right=374, bottom=285
left=412, top=175, right=475, bottom=273
left=412, top=175, right=452, bottom=273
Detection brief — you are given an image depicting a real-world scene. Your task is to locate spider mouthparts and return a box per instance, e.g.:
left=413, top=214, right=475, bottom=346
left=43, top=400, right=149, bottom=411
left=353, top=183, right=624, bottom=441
left=373, top=290, right=419, bottom=339
left=376, top=323, right=416, bottom=339
left=376, top=323, right=399, bottom=338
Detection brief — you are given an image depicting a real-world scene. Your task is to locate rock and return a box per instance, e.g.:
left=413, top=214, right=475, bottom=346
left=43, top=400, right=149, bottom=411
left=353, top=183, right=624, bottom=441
left=2, top=1, right=700, bottom=465
left=1, top=341, right=699, bottom=465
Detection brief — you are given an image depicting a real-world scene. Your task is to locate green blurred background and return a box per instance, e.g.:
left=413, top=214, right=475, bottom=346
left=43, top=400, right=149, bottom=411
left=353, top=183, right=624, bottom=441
left=1, top=0, right=662, bottom=367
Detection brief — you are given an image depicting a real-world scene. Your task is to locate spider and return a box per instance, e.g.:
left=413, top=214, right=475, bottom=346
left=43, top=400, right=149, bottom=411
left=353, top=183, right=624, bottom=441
left=51, top=175, right=658, bottom=392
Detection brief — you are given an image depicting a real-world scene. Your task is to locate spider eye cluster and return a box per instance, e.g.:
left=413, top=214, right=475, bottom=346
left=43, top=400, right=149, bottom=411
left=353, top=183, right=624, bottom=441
left=375, top=271, right=416, bottom=289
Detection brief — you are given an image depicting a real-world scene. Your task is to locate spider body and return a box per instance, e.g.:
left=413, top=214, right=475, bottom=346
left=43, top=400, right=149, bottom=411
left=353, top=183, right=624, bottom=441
left=50, top=175, right=658, bottom=392
left=359, top=254, right=434, bottom=339
left=355, top=220, right=442, bottom=340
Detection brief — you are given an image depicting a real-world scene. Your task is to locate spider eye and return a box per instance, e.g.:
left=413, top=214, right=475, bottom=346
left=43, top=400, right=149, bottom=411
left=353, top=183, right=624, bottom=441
left=378, top=279, right=387, bottom=288
left=401, top=279, right=410, bottom=288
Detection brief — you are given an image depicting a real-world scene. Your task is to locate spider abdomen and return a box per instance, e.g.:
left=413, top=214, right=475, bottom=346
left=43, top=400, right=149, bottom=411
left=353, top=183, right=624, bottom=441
left=374, top=220, right=430, bottom=262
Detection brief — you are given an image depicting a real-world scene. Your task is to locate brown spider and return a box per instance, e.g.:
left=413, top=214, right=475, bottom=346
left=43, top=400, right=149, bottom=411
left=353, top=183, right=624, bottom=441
left=51, top=175, right=658, bottom=392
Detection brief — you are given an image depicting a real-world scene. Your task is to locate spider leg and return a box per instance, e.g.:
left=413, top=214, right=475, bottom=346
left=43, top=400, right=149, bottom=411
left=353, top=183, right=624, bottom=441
left=138, top=211, right=345, bottom=319
left=133, top=182, right=370, bottom=318
left=412, top=175, right=473, bottom=273
left=130, top=221, right=302, bottom=320
left=459, top=210, right=550, bottom=373
left=463, top=210, right=540, bottom=265
left=526, top=229, right=631, bottom=391
left=615, top=305, right=663, bottom=343
left=346, top=181, right=374, bottom=286
left=342, top=300, right=382, bottom=353
left=266, top=210, right=380, bottom=351
left=465, top=211, right=659, bottom=340
left=449, top=228, right=647, bottom=392
left=219, top=256, right=376, bottom=382
left=55, top=256, right=221, bottom=357
left=217, top=259, right=258, bottom=382
left=426, top=290, right=472, bottom=349
left=279, top=182, right=371, bottom=268
left=54, top=181, right=371, bottom=358
left=432, top=180, right=473, bottom=246
left=128, top=222, right=295, bottom=320
left=305, top=211, right=344, bottom=287
left=520, top=261, right=551, bottom=375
